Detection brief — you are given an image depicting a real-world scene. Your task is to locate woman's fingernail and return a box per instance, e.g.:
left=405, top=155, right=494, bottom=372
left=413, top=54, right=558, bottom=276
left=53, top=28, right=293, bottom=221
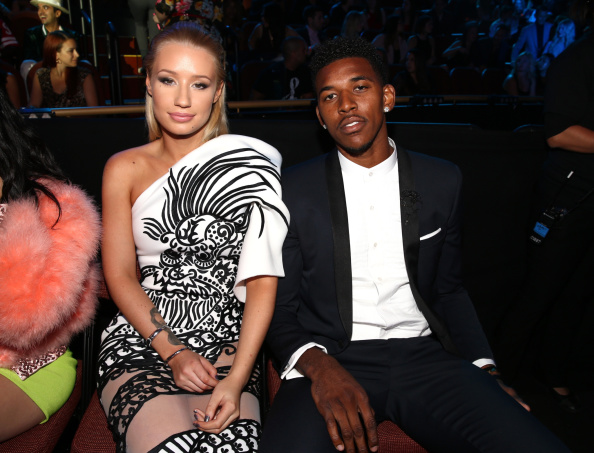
left=193, top=409, right=198, bottom=413
left=204, top=415, right=210, bottom=422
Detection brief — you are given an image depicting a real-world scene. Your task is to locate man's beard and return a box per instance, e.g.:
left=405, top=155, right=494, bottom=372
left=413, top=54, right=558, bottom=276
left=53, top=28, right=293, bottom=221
left=338, top=121, right=383, bottom=157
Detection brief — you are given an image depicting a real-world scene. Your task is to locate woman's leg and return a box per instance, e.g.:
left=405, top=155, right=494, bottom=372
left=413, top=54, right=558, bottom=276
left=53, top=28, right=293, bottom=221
left=0, top=376, right=45, bottom=442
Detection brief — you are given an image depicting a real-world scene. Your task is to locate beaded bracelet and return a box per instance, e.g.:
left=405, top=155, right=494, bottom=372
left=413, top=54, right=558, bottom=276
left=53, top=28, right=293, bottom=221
left=166, top=347, right=189, bottom=363
left=147, top=326, right=167, bottom=346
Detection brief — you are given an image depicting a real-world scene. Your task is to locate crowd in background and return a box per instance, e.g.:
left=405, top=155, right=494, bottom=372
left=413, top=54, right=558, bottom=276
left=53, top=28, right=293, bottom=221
left=0, top=0, right=588, bottom=104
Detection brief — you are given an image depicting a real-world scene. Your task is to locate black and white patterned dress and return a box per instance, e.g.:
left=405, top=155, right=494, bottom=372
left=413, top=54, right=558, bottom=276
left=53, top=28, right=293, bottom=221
left=97, top=135, right=289, bottom=453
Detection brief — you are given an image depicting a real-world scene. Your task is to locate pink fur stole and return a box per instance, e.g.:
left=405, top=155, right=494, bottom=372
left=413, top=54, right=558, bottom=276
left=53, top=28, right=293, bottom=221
left=0, top=180, right=101, bottom=367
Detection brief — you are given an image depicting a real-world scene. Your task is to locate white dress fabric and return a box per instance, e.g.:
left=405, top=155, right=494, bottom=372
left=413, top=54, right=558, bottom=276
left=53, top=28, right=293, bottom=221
left=97, top=134, right=289, bottom=453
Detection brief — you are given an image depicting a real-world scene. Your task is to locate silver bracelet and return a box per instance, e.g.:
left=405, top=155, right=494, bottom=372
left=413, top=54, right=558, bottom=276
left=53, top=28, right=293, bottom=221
left=147, top=326, right=167, bottom=346
left=165, top=347, right=189, bottom=363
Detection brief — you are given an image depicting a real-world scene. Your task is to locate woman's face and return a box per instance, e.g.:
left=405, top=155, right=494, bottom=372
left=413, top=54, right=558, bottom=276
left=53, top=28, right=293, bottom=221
left=57, top=39, right=79, bottom=67
left=406, top=52, right=416, bottom=73
left=146, top=42, right=223, bottom=142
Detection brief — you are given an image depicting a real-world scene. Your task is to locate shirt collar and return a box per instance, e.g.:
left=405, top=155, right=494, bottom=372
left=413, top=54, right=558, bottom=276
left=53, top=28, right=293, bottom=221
left=337, top=137, right=397, bottom=178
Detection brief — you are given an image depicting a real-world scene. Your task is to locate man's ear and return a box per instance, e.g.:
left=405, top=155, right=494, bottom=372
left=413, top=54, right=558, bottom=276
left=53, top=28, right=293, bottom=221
left=315, top=105, right=325, bottom=129
left=146, top=76, right=152, bottom=96
left=383, top=84, right=396, bottom=112
left=55, top=9, right=61, bottom=19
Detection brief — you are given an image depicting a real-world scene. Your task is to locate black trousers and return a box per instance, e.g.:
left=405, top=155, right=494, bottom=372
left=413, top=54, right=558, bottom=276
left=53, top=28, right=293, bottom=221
left=261, top=337, right=569, bottom=453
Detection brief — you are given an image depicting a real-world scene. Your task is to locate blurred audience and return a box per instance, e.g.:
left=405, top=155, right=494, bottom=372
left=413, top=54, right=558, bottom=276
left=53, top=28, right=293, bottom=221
left=511, top=5, right=553, bottom=62
left=29, top=30, right=97, bottom=107
left=249, top=2, right=299, bottom=59
left=20, top=0, right=80, bottom=84
left=0, top=68, right=20, bottom=108
left=296, top=5, right=327, bottom=48
left=128, top=0, right=159, bottom=58
left=408, top=14, right=436, bottom=65
left=442, top=20, right=480, bottom=68
left=372, top=14, right=408, bottom=64
left=251, top=35, right=314, bottom=100
left=503, top=51, right=536, bottom=96
left=341, top=9, right=365, bottom=39
left=393, top=48, right=433, bottom=96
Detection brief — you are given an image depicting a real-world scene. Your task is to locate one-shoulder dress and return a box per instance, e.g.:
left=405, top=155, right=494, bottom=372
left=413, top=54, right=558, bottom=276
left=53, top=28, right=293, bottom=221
left=97, top=135, right=289, bottom=453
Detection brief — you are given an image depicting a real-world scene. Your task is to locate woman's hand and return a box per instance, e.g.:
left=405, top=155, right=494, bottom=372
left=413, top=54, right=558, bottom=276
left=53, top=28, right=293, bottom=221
left=193, top=374, right=243, bottom=433
left=168, top=349, right=219, bottom=393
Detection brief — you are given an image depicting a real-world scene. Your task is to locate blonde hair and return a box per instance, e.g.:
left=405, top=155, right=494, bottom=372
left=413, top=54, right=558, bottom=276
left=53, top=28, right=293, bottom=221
left=144, top=22, right=228, bottom=142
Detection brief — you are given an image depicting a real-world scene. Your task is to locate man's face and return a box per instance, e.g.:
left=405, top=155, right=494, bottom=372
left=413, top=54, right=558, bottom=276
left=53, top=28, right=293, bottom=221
left=38, top=4, right=61, bottom=26
left=310, top=11, right=324, bottom=31
left=315, top=57, right=393, bottom=158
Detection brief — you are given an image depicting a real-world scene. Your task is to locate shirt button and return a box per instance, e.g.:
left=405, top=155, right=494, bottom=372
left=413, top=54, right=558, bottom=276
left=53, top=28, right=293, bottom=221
left=369, top=172, right=373, bottom=177
left=373, top=242, right=377, bottom=247
left=370, top=205, right=374, bottom=210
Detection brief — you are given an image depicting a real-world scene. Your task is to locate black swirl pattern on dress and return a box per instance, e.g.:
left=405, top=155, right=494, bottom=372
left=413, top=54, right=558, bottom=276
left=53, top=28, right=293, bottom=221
left=97, top=147, right=284, bottom=452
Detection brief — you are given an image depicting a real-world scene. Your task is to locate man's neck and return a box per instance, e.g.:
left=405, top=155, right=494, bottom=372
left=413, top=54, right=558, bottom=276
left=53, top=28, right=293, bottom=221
left=44, top=23, right=60, bottom=33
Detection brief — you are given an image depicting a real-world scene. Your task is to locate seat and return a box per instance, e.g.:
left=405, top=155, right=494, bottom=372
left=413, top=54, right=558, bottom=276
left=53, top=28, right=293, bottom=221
left=265, top=360, right=428, bottom=453
left=427, top=65, right=452, bottom=94
left=481, top=67, right=508, bottom=95
left=449, top=66, right=483, bottom=95
left=70, top=391, right=116, bottom=453
left=0, top=360, right=83, bottom=453
left=25, top=60, right=43, bottom=94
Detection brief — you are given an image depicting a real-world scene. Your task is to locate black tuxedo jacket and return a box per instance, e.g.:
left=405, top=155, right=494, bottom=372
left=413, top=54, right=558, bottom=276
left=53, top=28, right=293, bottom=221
left=266, top=146, right=494, bottom=373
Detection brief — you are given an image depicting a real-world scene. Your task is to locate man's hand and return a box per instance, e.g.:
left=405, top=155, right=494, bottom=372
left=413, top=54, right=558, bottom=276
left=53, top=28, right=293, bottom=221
left=483, top=365, right=531, bottom=411
left=297, top=348, right=378, bottom=453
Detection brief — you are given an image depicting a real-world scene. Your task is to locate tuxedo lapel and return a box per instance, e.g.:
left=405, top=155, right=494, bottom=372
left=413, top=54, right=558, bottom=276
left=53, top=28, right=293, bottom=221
left=397, top=146, right=458, bottom=355
left=325, top=151, right=353, bottom=339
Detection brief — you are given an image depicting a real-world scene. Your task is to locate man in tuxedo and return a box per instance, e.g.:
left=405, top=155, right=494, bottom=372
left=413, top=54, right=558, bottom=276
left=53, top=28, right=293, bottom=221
left=261, top=37, right=570, bottom=453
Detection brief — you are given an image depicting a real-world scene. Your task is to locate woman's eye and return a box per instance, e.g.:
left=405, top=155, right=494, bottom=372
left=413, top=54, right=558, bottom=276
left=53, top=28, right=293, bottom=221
left=193, top=82, right=208, bottom=89
left=158, top=77, right=175, bottom=85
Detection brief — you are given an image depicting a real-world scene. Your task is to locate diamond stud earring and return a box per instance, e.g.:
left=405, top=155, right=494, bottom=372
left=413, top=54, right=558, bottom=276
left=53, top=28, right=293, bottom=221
left=384, top=106, right=390, bottom=113
left=322, top=124, right=327, bottom=129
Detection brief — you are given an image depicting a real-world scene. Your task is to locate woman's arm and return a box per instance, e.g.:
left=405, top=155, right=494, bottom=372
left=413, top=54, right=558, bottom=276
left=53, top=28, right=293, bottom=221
left=442, top=39, right=465, bottom=59
left=82, top=72, right=98, bottom=106
left=28, top=72, right=42, bottom=108
left=198, top=275, right=278, bottom=433
left=248, top=23, right=263, bottom=51
left=5, top=73, right=21, bottom=109
left=101, top=152, right=218, bottom=391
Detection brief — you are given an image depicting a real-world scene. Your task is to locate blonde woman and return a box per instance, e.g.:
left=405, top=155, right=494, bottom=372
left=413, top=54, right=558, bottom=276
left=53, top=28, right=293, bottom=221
left=97, top=21, right=288, bottom=452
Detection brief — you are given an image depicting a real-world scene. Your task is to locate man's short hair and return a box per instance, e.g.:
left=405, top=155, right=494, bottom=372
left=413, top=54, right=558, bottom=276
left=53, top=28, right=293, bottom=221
left=310, top=37, right=388, bottom=91
left=303, top=5, right=324, bottom=22
left=282, top=36, right=306, bottom=60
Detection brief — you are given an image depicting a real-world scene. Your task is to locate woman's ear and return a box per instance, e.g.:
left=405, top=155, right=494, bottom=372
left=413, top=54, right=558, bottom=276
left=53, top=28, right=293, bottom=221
left=146, top=76, right=152, bottom=96
left=213, top=81, right=224, bottom=104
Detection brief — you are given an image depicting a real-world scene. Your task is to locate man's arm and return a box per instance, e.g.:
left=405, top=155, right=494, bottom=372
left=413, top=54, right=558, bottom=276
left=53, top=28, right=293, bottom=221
left=296, top=347, right=378, bottom=453
left=546, top=125, right=594, bottom=153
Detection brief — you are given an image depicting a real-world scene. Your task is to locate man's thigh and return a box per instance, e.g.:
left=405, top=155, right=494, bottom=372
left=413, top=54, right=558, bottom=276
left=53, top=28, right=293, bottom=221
left=383, top=338, right=569, bottom=453
left=260, top=377, right=337, bottom=453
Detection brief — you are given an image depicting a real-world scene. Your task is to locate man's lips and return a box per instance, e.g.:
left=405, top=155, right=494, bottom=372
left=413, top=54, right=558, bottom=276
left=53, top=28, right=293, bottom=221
left=339, top=116, right=365, bottom=132
left=169, top=113, right=195, bottom=122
